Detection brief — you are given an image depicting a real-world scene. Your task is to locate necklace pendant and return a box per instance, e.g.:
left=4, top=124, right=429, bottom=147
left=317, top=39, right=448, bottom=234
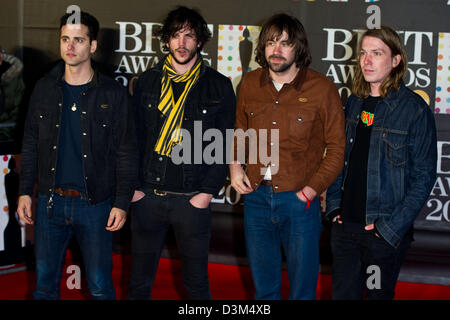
left=71, top=103, right=77, bottom=111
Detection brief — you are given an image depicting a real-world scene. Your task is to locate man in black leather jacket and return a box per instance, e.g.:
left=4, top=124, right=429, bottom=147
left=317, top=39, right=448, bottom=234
left=17, top=11, right=138, bottom=300
left=128, top=6, right=236, bottom=299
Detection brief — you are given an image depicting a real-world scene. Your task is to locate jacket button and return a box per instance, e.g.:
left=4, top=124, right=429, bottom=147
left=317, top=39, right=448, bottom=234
left=160, top=114, right=164, bottom=118
left=51, top=168, right=55, bottom=171
left=148, top=104, right=152, bottom=108
left=274, top=185, right=279, bottom=189
left=83, top=132, right=87, bottom=136
left=85, top=177, right=88, bottom=180
left=159, top=157, right=163, bottom=161
left=345, top=161, right=348, bottom=165
left=275, top=100, right=279, bottom=104
left=82, top=111, right=87, bottom=115
left=297, top=117, right=302, bottom=122
left=349, top=138, right=354, bottom=143
left=156, top=177, right=160, bottom=182
left=202, top=109, right=207, bottom=114
left=83, top=154, right=87, bottom=158
left=58, top=103, right=62, bottom=107
left=250, top=112, right=254, bottom=116
left=272, top=121, right=277, bottom=125
left=53, top=146, right=57, bottom=150
left=82, top=92, right=87, bottom=96
left=270, top=142, right=274, bottom=146
left=56, top=124, right=59, bottom=128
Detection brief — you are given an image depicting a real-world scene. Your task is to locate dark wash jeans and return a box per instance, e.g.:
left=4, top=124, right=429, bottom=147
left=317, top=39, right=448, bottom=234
left=128, top=192, right=211, bottom=300
left=331, top=222, right=411, bottom=300
left=33, top=194, right=115, bottom=300
left=244, top=185, right=322, bottom=300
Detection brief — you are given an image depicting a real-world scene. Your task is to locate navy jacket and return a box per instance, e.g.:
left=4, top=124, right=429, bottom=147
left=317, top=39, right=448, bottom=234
left=19, top=62, right=138, bottom=211
left=133, top=56, right=236, bottom=196
left=326, top=84, right=437, bottom=247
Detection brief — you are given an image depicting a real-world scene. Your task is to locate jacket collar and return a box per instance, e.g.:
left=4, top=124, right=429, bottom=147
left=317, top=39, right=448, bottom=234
left=382, top=82, right=406, bottom=110
left=352, top=82, right=407, bottom=111
left=259, top=67, right=307, bottom=91
left=48, top=60, right=100, bottom=88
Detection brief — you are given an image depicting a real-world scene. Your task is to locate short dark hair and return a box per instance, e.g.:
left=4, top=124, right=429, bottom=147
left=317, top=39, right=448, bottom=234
left=255, top=13, right=312, bottom=69
left=60, top=11, right=99, bottom=42
left=158, top=6, right=211, bottom=52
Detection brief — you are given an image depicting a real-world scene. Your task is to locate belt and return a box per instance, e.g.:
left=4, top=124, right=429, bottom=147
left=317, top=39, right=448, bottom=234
left=153, top=189, right=199, bottom=197
left=54, top=188, right=84, bottom=197
left=259, top=180, right=272, bottom=186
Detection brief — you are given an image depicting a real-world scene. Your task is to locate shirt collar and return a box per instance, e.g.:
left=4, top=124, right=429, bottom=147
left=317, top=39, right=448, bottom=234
left=260, top=67, right=307, bottom=91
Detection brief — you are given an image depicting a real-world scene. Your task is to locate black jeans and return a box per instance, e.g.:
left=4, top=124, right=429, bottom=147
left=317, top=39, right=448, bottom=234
left=331, top=223, right=411, bottom=300
left=128, top=192, right=211, bottom=300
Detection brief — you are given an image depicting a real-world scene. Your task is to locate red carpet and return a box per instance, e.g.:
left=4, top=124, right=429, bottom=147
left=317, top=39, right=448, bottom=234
left=1, top=253, right=449, bottom=300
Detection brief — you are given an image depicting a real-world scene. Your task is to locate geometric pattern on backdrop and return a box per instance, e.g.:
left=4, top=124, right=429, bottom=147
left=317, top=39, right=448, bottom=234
left=435, top=32, right=450, bottom=114
left=217, top=25, right=261, bottom=94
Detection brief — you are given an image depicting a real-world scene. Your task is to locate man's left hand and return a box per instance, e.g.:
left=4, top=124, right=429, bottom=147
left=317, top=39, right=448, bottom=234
left=106, top=207, right=127, bottom=231
left=189, top=193, right=213, bottom=209
left=365, top=224, right=381, bottom=238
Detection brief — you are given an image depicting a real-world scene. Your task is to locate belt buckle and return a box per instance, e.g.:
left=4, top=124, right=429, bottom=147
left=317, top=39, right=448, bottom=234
left=154, top=189, right=167, bottom=197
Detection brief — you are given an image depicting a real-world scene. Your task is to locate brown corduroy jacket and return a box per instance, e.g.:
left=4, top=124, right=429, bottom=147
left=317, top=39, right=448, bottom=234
left=233, top=67, right=345, bottom=195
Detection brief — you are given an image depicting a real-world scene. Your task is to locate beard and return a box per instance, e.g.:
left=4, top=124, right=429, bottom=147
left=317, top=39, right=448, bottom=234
left=267, top=55, right=295, bottom=73
left=170, top=47, right=198, bottom=66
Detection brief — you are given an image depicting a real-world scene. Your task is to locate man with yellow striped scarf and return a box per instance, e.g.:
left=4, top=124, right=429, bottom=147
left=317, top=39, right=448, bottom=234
left=129, top=6, right=236, bottom=300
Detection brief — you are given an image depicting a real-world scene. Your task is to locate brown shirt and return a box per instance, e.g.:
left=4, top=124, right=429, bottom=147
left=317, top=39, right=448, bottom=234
left=233, top=67, right=345, bottom=195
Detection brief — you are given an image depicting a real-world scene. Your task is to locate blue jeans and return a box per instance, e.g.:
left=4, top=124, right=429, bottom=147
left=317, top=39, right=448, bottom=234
left=33, top=193, right=115, bottom=300
left=128, top=192, right=211, bottom=300
left=244, top=185, right=322, bottom=300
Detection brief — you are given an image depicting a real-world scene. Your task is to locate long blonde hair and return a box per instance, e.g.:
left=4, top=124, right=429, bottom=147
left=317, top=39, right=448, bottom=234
left=352, top=26, right=408, bottom=98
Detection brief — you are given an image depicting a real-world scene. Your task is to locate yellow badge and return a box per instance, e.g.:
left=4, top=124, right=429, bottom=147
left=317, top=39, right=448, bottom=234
left=298, top=98, right=308, bottom=103
left=100, top=104, right=109, bottom=109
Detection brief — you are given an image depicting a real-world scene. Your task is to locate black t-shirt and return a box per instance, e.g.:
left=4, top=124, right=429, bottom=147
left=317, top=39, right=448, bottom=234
left=341, top=95, right=381, bottom=230
left=54, top=81, right=90, bottom=192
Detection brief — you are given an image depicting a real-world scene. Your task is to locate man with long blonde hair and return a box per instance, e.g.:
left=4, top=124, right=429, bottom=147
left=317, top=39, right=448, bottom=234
left=326, top=26, right=437, bottom=299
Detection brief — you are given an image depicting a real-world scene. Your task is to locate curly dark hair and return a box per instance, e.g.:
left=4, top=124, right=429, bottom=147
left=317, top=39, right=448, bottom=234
left=255, top=13, right=311, bottom=69
left=158, top=6, right=211, bottom=52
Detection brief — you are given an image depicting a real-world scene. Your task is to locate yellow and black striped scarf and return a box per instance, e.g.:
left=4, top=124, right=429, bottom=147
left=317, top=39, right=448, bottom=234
left=154, top=55, right=201, bottom=156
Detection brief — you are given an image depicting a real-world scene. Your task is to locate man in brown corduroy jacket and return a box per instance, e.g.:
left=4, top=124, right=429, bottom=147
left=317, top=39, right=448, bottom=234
left=230, top=13, right=345, bottom=300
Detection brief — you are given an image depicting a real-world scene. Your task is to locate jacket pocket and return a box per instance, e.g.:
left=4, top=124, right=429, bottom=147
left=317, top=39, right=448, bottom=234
left=244, top=103, right=268, bottom=128
left=288, top=108, right=316, bottom=149
left=383, top=131, right=408, bottom=166
left=141, top=92, right=163, bottom=127
left=37, top=109, right=56, bottom=142
left=195, top=99, right=222, bottom=126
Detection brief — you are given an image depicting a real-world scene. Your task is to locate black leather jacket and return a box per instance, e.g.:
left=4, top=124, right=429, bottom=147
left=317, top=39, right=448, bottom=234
left=133, top=57, right=236, bottom=196
left=19, top=62, right=138, bottom=211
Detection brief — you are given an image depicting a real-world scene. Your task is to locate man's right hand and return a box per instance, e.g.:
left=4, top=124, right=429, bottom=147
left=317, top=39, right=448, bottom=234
left=17, top=195, right=33, bottom=225
left=229, top=162, right=254, bottom=194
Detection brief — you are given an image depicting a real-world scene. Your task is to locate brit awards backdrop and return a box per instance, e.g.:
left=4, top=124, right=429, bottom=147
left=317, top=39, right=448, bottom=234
left=0, top=0, right=449, bottom=266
